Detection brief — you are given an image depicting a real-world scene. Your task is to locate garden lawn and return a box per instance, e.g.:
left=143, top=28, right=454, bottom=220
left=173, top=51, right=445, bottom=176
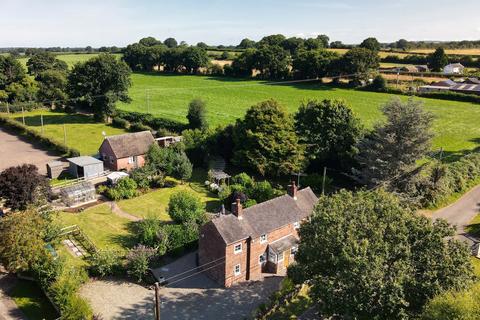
left=9, top=279, right=58, bottom=320
left=118, top=169, right=220, bottom=219
left=55, top=204, right=135, bottom=252
left=118, top=73, right=480, bottom=156
left=466, top=213, right=480, bottom=238
left=8, top=109, right=128, bottom=155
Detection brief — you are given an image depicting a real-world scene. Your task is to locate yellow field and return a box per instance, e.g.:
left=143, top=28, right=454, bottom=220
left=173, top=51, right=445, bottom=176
left=407, top=48, right=480, bottom=56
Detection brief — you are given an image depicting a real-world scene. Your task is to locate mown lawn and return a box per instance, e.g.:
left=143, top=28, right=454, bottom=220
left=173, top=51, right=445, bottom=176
left=8, top=110, right=128, bottom=155
left=55, top=204, right=136, bottom=252
left=118, top=73, right=480, bottom=155
left=9, top=279, right=58, bottom=320
left=118, top=169, right=220, bottom=219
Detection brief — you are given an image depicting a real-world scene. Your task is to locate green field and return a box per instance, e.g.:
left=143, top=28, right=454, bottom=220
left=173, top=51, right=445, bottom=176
left=118, top=73, right=480, bottom=155
left=16, top=53, right=122, bottom=69
left=9, top=110, right=128, bottom=155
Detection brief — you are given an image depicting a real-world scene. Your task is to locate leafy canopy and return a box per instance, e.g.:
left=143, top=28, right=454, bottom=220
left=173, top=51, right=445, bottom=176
left=289, top=189, right=474, bottom=319
left=233, top=99, right=305, bottom=177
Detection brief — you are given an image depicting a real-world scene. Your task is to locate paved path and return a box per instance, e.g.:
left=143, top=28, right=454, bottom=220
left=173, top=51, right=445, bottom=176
left=108, top=201, right=141, bottom=222
left=0, top=127, right=60, bottom=174
left=0, top=273, right=27, bottom=320
left=432, top=184, right=480, bottom=241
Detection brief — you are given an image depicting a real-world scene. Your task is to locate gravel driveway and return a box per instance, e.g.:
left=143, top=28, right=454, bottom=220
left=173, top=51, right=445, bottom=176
left=81, top=252, right=283, bottom=319
left=0, top=128, right=60, bottom=174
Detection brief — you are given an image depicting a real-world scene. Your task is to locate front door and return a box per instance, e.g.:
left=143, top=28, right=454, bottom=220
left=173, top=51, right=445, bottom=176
left=283, top=249, right=290, bottom=268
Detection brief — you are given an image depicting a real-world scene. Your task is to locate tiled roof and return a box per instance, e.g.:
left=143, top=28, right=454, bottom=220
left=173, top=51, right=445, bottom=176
left=104, top=131, right=155, bottom=159
left=210, top=188, right=318, bottom=244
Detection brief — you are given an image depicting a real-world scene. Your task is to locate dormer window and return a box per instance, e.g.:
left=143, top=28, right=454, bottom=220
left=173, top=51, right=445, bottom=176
left=234, top=243, right=242, bottom=254
left=260, top=234, right=267, bottom=243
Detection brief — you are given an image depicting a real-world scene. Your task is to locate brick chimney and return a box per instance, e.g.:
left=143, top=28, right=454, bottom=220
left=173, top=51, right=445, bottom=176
left=288, top=181, right=298, bottom=200
left=232, top=198, right=243, bottom=219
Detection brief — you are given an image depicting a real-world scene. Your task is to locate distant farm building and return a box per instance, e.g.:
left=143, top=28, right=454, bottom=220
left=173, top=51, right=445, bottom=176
left=155, top=135, right=182, bottom=148
left=443, top=63, right=464, bottom=75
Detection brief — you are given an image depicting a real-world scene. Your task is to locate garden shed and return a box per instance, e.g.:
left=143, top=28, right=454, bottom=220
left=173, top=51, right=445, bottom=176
left=46, top=161, right=65, bottom=179
left=67, top=156, right=104, bottom=179
left=60, top=182, right=96, bottom=207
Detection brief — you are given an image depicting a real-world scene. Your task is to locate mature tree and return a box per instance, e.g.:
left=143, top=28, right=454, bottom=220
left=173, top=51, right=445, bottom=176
left=330, top=40, right=344, bottom=48
left=0, top=55, right=25, bottom=90
left=196, top=42, right=209, bottom=49
left=168, top=190, right=205, bottom=224
left=237, top=38, right=256, bottom=49
left=289, top=189, right=474, bottom=319
left=295, top=99, right=362, bottom=170
left=396, top=39, right=410, bottom=50
left=229, top=48, right=256, bottom=77
left=0, top=209, right=47, bottom=272
left=0, top=164, right=50, bottom=211
left=4, top=77, right=38, bottom=103
left=354, top=98, right=434, bottom=188
left=304, top=37, right=324, bottom=50
left=146, top=143, right=192, bottom=181
left=122, top=43, right=148, bottom=71
left=281, top=37, right=305, bottom=54
left=359, top=37, right=381, bottom=52
left=162, top=47, right=185, bottom=72
left=187, top=98, right=208, bottom=130
left=164, top=37, right=178, bottom=48
left=292, top=49, right=339, bottom=79
left=182, top=46, right=209, bottom=73
left=253, top=45, right=290, bottom=79
left=36, top=69, right=68, bottom=105
left=67, top=53, right=131, bottom=121
left=257, top=34, right=286, bottom=47
left=317, top=34, right=330, bottom=48
left=428, top=47, right=449, bottom=72
left=340, top=47, right=380, bottom=81
left=26, top=52, right=68, bottom=77
left=233, top=99, right=305, bottom=176
left=139, top=36, right=161, bottom=47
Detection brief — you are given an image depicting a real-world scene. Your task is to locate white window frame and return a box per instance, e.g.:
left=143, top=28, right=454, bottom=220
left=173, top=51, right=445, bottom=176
left=293, top=221, right=300, bottom=229
left=260, top=234, right=267, bottom=243
left=234, top=243, right=242, bottom=254
left=109, top=156, right=114, bottom=164
left=102, top=154, right=107, bottom=160
left=234, top=264, right=241, bottom=276
left=128, top=156, right=134, bottom=164
left=259, top=253, right=267, bottom=265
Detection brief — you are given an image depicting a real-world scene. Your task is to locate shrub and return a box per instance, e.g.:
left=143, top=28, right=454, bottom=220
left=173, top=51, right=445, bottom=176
left=369, top=75, right=387, bottom=91
left=209, top=64, right=224, bottom=75
left=186, top=98, right=208, bottom=130
left=106, top=177, right=138, bottom=200
left=88, top=250, right=122, bottom=277
left=135, top=216, right=162, bottom=247
left=231, top=172, right=255, bottom=189
left=129, top=122, right=152, bottom=132
left=129, top=165, right=156, bottom=190
left=167, top=190, right=205, bottom=224
left=125, top=245, right=156, bottom=282
left=111, top=117, right=129, bottom=129
left=162, top=223, right=199, bottom=255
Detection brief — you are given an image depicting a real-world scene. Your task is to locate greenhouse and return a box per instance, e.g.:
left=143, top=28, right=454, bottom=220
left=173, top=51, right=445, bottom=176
left=60, top=182, right=97, bottom=207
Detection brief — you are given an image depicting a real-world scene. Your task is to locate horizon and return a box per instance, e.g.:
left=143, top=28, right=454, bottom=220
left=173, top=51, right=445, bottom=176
left=1, top=0, right=479, bottom=47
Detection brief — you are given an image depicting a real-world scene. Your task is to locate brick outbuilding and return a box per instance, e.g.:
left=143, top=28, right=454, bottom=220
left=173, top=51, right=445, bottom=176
left=198, top=183, right=318, bottom=287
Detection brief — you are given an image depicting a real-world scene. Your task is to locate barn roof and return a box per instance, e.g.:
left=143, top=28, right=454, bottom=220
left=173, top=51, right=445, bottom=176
left=67, top=156, right=102, bottom=167
left=209, top=187, right=318, bottom=244
left=103, top=131, right=155, bottom=159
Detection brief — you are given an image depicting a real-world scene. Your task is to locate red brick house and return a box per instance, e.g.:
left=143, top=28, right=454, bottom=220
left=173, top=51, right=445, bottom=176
left=99, top=131, right=155, bottom=171
left=198, top=183, right=318, bottom=287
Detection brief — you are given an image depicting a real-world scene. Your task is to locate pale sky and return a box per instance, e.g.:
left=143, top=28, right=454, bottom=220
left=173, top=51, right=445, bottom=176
left=1, top=0, right=479, bottom=47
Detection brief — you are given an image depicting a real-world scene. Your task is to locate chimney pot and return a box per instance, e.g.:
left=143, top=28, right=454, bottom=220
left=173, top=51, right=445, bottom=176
left=232, top=198, right=243, bottom=219
left=288, top=181, right=298, bottom=200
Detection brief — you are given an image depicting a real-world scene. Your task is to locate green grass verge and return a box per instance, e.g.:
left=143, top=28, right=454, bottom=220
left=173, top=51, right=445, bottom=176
left=9, top=279, right=58, bottom=320
left=55, top=204, right=136, bottom=252
left=117, top=169, right=220, bottom=219
left=466, top=213, right=480, bottom=238
left=117, top=73, right=480, bottom=156
left=8, top=110, right=128, bottom=155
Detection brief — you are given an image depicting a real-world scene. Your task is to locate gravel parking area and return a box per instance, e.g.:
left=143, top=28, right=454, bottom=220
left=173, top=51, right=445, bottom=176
left=81, top=252, right=283, bottom=319
left=0, top=128, right=60, bottom=174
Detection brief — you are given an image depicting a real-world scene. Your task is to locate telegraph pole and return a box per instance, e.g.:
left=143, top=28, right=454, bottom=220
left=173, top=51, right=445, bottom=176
left=6, top=102, right=9, bottom=114
left=322, top=167, right=327, bottom=195
left=40, top=114, right=44, bottom=134
left=21, top=106, right=25, bottom=125
left=154, top=282, right=161, bottom=320
left=146, top=89, right=150, bottom=114
left=63, top=124, right=67, bottom=145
